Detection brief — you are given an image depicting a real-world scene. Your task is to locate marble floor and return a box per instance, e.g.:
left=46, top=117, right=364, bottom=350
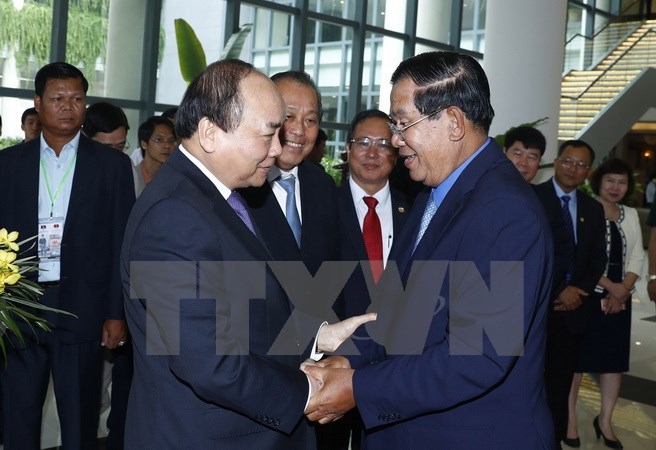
left=565, top=255, right=656, bottom=450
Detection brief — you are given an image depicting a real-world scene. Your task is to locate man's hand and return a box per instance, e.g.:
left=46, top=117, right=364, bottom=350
left=553, top=286, right=587, bottom=311
left=102, top=319, right=128, bottom=349
left=317, top=313, right=376, bottom=353
left=302, top=365, right=355, bottom=424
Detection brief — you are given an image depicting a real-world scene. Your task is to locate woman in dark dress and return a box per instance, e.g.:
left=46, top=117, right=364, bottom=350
left=566, top=159, right=643, bottom=449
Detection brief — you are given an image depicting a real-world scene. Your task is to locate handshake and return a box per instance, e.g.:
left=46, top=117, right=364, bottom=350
left=300, top=313, right=376, bottom=424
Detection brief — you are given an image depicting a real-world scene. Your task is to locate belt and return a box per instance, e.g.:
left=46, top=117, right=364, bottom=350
left=40, top=281, right=60, bottom=288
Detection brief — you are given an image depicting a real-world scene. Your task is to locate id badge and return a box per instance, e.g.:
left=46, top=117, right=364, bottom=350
left=38, top=216, right=64, bottom=282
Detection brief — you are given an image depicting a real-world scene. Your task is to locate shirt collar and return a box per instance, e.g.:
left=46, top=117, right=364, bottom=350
left=428, top=137, right=490, bottom=209
left=178, top=144, right=232, bottom=200
left=551, top=177, right=578, bottom=205
left=268, top=164, right=299, bottom=182
left=349, top=177, right=390, bottom=207
left=39, top=131, right=81, bottom=159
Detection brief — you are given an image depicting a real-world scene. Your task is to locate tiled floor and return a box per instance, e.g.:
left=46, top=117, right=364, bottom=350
left=566, top=254, right=656, bottom=449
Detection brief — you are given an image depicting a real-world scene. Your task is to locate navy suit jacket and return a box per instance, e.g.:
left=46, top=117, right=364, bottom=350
left=351, top=140, right=555, bottom=449
left=335, top=182, right=412, bottom=364
left=533, top=180, right=607, bottom=333
left=241, top=160, right=339, bottom=276
left=121, top=149, right=315, bottom=449
left=0, top=135, right=135, bottom=342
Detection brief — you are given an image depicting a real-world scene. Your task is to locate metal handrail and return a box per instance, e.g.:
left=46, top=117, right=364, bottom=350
left=562, top=28, right=656, bottom=100
left=564, top=0, right=640, bottom=46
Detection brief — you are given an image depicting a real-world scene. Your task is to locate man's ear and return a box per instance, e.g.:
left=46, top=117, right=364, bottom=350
left=197, top=117, right=218, bottom=154
left=446, top=106, right=466, bottom=142
left=34, top=95, right=41, bottom=113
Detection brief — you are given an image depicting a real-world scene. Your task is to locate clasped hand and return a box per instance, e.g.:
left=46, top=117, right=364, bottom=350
left=299, top=312, right=376, bottom=424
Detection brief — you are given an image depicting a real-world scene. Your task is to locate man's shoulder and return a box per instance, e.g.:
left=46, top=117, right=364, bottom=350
left=80, top=135, right=131, bottom=165
left=298, top=160, right=336, bottom=189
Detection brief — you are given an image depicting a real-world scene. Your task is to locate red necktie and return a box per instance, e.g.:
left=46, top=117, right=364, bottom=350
left=362, top=196, right=383, bottom=282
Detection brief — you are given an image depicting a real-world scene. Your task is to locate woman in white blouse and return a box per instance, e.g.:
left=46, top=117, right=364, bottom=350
left=566, top=158, right=643, bottom=450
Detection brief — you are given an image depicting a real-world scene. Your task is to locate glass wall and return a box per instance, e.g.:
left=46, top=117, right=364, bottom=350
left=0, top=1, right=619, bottom=154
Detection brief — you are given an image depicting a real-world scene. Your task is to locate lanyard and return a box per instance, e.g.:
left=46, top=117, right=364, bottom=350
left=40, top=151, right=77, bottom=218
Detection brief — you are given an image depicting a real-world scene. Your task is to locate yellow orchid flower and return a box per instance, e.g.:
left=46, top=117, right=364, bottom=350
left=2, top=272, right=21, bottom=285
left=0, top=229, right=20, bottom=252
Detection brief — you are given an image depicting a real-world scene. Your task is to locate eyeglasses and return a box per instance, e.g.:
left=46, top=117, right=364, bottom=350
left=557, top=157, right=590, bottom=171
left=388, top=108, right=445, bottom=142
left=349, top=137, right=394, bottom=153
left=105, top=141, right=130, bottom=151
left=150, top=137, right=176, bottom=146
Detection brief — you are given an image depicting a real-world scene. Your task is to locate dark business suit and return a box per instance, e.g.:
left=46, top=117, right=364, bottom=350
left=121, top=148, right=315, bottom=449
left=533, top=180, right=607, bottom=444
left=242, top=160, right=338, bottom=448
left=351, top=140, right=555, bottom=449
left=241, top=160, right=339, bottom=276
left=330, top=182, right=411, bottom=450
left=0, top=135, right=135, bottom=450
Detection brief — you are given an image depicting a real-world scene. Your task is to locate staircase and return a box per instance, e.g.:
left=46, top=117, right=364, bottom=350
left=559, top=19, right=656, bottom=141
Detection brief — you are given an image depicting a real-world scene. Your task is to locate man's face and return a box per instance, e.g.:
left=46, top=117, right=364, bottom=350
left=22, top=114, right=42, bottom=142
left=34, top=77, right=86, bottom=139
left=504, top=141, right=541, bottom=182
left=553, top=145, right=592, bottom=193
left=141, top=124, right=175, bottom=165
left=274, top=79, right=320, bottom=170
left=348, top=116, right=397, bottom=194
left=92, top=126, right=127, bottom=151
left=215, top=74, right=285, bottom=190
left=389, top=77, right=455, bottom=187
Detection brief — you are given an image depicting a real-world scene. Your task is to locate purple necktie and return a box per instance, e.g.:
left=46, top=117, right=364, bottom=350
left=227, top=192, right=256, bottom=235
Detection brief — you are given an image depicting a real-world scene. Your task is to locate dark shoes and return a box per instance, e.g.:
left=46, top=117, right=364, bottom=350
left=562, top=437, right=580, bottom=447
left=593, top=416, right=623, bottom=449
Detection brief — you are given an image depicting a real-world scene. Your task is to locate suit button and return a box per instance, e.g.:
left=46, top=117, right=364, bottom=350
left=274, top=419, right=281, bottom=427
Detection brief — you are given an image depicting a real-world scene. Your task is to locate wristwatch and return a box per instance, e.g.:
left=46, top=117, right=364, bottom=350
left=648, top=275, right=656, bottom=282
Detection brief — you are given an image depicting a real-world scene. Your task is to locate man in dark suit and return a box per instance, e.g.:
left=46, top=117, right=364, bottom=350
left=533, top=140, right=607, bottom=449
left=331, top=109, right=411, bottom=449
left=302, top=51, right=555, bottom=449
left=0, top=62, right=135, bottom=450
left=121, top=59, right=375, bottom=449
left=241, top=71, right=339, bottom=277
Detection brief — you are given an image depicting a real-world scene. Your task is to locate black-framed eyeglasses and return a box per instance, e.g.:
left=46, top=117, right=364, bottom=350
left=349, top=137, right=394, bottom=153
left=557, top=157, right=590, bottom=171
left=388, top=108, right=445, bottom=142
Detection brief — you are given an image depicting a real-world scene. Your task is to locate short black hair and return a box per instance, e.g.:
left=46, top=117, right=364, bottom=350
left=34, top=62, right=88, bottom=97
left=21, top=107, right=38, bottom=125
left=175, top=59, right=255, bottom=139
left=346, top=109, right=391, bottom=144
left=504, top=126, right=546, bottom=156
left=271, top=70, right=323, bottom=121
left=161, top=107, right=178, bottom=121
left=139, top=116, right=175, bottom=148
left=317, top=128, right=328, bottom=143
left=589, top=158, right=634, bottom=200
left=390, top=51, right=494, bottom=134
left=558, top=139, right=596, bottom=166
left=83, top=102, right=129, bottom=138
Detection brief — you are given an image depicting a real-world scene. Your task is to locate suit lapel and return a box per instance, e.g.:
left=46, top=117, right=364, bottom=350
left=168, top=150, right=273, bottom=262
left=396, top=140, right=502, bottom=281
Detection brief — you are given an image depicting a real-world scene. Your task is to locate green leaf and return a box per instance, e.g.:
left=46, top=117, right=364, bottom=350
left=220, top=23, right=253, bottom=60
left=174, top=18, right=207, bottom=84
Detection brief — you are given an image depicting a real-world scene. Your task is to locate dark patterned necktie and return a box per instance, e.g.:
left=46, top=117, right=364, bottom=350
left=561, top=195, right=576, bottom=283
left=227, top=192, right=256, bottom=235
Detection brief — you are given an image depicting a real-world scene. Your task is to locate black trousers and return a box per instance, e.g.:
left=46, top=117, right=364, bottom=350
left=1, top=288, right=103, bottom=450
left=544, top=312, right=583, bottom=445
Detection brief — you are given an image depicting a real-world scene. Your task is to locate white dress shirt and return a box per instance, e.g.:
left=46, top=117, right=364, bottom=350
left=349, top=178, right=394, bottom=266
